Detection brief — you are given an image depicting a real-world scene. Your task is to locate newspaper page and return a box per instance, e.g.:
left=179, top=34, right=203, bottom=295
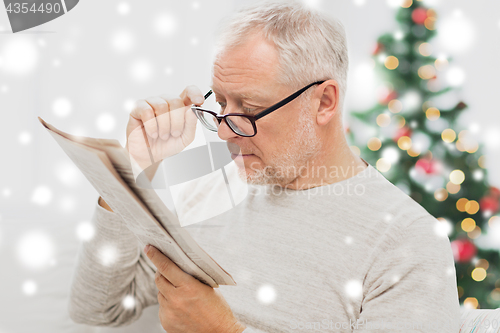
left=39, top=117, right=236, bottom=287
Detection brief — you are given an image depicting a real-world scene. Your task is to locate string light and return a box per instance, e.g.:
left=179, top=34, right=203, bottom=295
left=393, top=115, right=406, bottom=128
left=478, top=155, right=486, bottom=169
left=425, top=107, right=440, bottom=120
left=489, top=216, right=500, bottom=228
left=468, top=226, right=481, bottom=239
left=418, top=65, right=436, bottom=80
left=367, top=137, right=382, bottom=151
left=434, top=188, right=448, bottom=201
left=465, top=200, right=480, bottom=215
left=441, top=129, right=456, bottom=143
left=350, top=146, right=361, bottom=156
left=388, top=99, right=403, bottom=113
left=401, top=0, right=412, bottom=8
left=446, top=181, right=460, bottom=194
left=424, top=9, right=437, bottom=30
left=407, top=147, right=421, bottom=157
left=435, top=56, right=449, bottom=70
left=397, top=136, right=412, bottom=150
left=456, top=198, right=468, bottom=212
left=418, top=42, right=432, bottom=56
left=476, top=259, right=489, bottom=270
left=385, top=56, right=399, bottom=70
left=450, top=170, right=465, bottom=185
left=461, top=218, right=476, bottom=232
left=471, top=268, right=487, bottom=282
left=376, top=158, right=391, bottom=172
left=376, top=113, right=391, bottom=127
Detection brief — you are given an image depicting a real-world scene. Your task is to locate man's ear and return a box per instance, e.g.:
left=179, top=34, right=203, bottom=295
left=315, top=80, right=339, bottom=126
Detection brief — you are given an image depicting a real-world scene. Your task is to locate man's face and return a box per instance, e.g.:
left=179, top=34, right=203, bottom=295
left=211, top=32, right=321, bottom=186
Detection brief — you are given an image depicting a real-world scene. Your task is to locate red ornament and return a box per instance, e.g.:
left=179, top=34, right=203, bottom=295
left=379, top=90, right=398, bottom=105
left=372, top=42, right=384, bottom=55
left=393, top=126, right=412, bottom=142
left=451, top=238, right=477, bottom=263
left=412, top=8, right=428, bottom=25
left=415, top=158, right=438, bottom=175
left=479, top=196, right=500, bottom=214
left=488, top=186, right=500, bottom=199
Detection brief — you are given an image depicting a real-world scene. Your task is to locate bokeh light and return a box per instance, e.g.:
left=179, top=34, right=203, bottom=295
left=59, top=196, right=77, bottom=212
left=99, top=244, right=118, bottom=266
left=435, top=217, right=453, bottom=237
left=382, top=146, right=400, bottom=164
left=117, top=2, right=130, bottom=15
left=111, top=30, right=135, bottom=53
left=437, top=10, right=475, bottom=54
left=348, top=62, right=378, bottom=110
left=446, top=66, right=466, bottom=87
left=461, top=218, right=476, bottom=232
left=471, top=267, right=487, bottom=282
left=441, top=129, right=456, bottom=143
left=130, top=59, right=153, bottom=83
left=367, top=137, right=382, bottom=151
left=123, top=98, right=135, bottom=113
left=55, top=161, right=82, bottom=187
left=123, top=295, right=136, bottom=309
left=257, top=284, right=277, bottom=304
left=401, top=90, right=421, bottom=113
left=0, top=36, right=39, bottom=75
left=449, top=170, right=465, bottom=185
left=17, top=231, right=55, bottom=270
left=376, top=158, right=391, bottom=172
left=22, top=280, right=37, bottom=296
left=384, top=56, right=399, bottom=70
left=386, top=0, right=404, bottom=8
left=345, top=279, right=363, bottom=299
left=154, top=13, right=177, bottom=36
left=18, top=131, right=32, bottom=145
left=96, top=113, right=116, bottom=132
left=2, top=188, right=12, bottom=197
left=76, top=221, right=95, bottom=242
left=52, top=97, right=72, bottom=118
left=31, top=186, right=53, bottom=206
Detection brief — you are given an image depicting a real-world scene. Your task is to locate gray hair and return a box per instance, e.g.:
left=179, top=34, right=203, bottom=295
left=212, top=0, right=349, bottom=112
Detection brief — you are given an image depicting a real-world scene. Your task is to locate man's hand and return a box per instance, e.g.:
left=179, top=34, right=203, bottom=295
left=144, top=245, right=246, bottom=333
left=125, top=86, right=203, bottom=175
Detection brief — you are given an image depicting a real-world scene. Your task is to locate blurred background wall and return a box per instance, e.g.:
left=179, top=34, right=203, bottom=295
left=0, top=0, right=499, bottom=332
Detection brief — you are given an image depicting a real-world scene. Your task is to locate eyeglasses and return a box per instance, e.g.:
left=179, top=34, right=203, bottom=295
left=191, top=80, right=326, bottom=137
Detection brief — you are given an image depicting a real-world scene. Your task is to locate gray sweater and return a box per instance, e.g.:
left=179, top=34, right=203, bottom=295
left=68, top=161, right=461, bottom=332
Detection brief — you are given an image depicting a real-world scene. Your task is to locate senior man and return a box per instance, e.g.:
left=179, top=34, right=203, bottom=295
left=68, top=1, right=461, bottom=332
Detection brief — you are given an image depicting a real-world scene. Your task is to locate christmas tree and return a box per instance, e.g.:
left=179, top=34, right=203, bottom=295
left=346, top=0, right=500, bottom=309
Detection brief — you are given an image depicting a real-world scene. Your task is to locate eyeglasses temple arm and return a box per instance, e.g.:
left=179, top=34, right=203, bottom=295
left=254, top=80, right=325, bottom=120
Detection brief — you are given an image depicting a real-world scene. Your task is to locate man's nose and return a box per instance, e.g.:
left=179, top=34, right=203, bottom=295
left=217, top=119, right=239, bottom=141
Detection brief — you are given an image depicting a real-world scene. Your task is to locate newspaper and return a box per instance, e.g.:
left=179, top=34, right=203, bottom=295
left=38, top=117, right=236, bottom=288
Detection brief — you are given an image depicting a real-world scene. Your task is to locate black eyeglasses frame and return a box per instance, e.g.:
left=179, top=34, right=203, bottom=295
left=191, top=80, right=326, bottom=137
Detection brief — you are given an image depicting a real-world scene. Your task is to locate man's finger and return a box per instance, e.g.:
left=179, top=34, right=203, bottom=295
left=155, top=270, right=176, bottom=297
left=167, top=98, right=186, bottom=138
left=145, top=96, right=170, bottom=141
left=180, top=85, right=204, bottom=106
left=132, top=100, right=158, bottom=139
left=145, top=245, right=195, bottom=287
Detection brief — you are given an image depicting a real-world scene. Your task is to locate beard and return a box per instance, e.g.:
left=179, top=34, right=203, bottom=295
left=237, top=106, right=322, bottom=187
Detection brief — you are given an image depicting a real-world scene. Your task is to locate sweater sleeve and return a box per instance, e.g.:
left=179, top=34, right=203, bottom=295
left=354, top=215, right=461, bottom=333
left=68, top=197, right=159, bottom=327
